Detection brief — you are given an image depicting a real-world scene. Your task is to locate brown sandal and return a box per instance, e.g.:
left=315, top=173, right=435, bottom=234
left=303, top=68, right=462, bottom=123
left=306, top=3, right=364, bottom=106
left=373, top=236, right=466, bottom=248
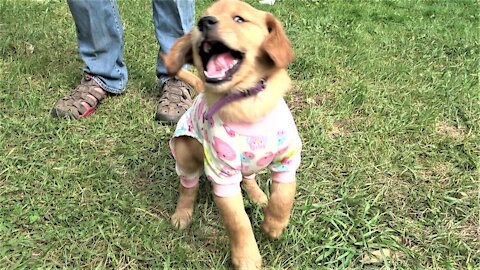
left=51, top=75, right=109, bottom=119
left=155, top=78, right=193, bottom=124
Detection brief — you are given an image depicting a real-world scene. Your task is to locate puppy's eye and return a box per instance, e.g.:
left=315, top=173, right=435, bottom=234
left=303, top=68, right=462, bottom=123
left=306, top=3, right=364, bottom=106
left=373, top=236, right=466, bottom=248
left=233, top=16, right=245, bottom=23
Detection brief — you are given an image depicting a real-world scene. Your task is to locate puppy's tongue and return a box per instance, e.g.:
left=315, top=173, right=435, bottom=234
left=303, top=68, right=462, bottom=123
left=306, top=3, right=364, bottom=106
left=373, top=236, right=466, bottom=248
left=204, top=52, right=236, bottom=79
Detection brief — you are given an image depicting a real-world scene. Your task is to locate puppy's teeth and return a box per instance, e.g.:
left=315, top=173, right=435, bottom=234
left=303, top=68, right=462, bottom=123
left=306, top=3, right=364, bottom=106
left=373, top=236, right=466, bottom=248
left=229, top=60, right=238, bottom=69
left=204, top=70, right=226, bottom=79
left=203, top=42, right=211, bottom=53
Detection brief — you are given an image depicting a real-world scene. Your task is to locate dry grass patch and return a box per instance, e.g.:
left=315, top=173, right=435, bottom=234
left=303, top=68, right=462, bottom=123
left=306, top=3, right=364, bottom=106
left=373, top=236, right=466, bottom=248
left=460, top=217, right=480, bottom=244
left=436, top=121, right=467, bottom=139
left=415, top=159, right=459, bottom=180
left=286, top=84, right=327, bottom=114
left=330, top=116, right=365, bottom=138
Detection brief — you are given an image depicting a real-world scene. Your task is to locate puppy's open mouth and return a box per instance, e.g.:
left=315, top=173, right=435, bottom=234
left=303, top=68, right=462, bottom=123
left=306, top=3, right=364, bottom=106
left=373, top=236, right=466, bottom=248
left=200, top=41, right=244, bottom=83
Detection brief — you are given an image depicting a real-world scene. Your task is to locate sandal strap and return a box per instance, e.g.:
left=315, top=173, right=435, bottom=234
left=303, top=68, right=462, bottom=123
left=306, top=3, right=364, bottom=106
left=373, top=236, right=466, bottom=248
left=155, top=78, right=194, bottom=123
left=158, top=79, right=193, bottom=109
left=52, top=76, right=108, bottom=118
left=74, top=77, right=107, bottom=105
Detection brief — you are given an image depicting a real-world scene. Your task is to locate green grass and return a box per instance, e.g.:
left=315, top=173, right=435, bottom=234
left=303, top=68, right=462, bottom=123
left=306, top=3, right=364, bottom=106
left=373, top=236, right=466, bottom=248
left=1, top=0, right=479, bottom=269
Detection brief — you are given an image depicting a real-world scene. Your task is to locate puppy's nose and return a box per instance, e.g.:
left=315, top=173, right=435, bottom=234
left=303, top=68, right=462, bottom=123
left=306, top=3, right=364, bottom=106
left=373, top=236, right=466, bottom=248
left=198, top=16, right=218, bottom=33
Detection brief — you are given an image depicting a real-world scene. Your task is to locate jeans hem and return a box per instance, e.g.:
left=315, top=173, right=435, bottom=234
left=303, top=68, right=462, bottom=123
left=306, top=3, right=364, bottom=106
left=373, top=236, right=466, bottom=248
left=90, top=75, right=126, bottom=94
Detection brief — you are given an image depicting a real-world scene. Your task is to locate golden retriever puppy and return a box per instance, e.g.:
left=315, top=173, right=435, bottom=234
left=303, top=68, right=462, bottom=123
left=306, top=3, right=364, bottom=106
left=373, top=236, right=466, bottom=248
left=164, top=0, right=301, bottom=268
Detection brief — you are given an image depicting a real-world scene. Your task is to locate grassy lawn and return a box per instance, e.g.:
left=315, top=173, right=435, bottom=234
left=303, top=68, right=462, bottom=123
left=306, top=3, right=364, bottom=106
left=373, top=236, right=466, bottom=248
left=1, top=0, right=478, bottom=268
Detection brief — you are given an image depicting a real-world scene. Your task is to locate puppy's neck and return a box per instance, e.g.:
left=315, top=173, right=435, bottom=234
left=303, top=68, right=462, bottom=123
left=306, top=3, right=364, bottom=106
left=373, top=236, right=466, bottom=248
left=205, top=69, right=291, bottom=123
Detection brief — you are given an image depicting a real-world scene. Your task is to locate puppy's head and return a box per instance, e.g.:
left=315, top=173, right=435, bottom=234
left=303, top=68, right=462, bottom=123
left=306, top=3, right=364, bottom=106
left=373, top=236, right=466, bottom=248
left=164, top=0, right=294, bottom=93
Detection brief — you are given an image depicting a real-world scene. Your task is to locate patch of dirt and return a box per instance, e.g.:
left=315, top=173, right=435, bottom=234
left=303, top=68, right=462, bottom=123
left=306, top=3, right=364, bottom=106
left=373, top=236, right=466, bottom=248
left=360, top=248, right=405, bottom=264
left=460, top=217, right=480, bottom=243
left=436, top=122, right=466, bottom=139
left=286, top=85, right=329, bottom=114
left=330, top=116, right=364, bottom=137
left=415, top=160, right=457, bottom=180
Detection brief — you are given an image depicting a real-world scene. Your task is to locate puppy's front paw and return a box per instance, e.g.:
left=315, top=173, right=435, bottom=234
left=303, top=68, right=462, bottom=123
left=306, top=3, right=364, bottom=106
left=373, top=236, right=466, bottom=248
left=171, top=209, right=193, bottom=230
left=261, top=219, right=286, bottom=239
left=232, top=253, right=262, bottom=270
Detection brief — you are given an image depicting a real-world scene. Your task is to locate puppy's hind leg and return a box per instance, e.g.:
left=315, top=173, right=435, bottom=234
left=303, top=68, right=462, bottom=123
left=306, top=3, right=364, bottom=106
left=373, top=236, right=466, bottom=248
left=261, top=181, right=296, bottom=239
left=171, top=136, right=203, bottom=230
left=241, top=174, right=267, bottom=206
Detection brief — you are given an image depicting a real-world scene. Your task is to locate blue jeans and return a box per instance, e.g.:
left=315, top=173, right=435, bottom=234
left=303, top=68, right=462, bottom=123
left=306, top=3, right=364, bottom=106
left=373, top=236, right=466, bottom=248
left=67, top=0, right=194, bottom=94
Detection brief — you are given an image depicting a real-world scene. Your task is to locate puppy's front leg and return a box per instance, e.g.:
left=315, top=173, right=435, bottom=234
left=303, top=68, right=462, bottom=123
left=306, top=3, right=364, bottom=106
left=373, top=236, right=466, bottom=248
left=214, top=193, right=262, bottom=270
left=171, top=137, right=203, bottom=229
left=261, top=181, right=296, bottom=239
left=171, top=184, right=199, bottom=229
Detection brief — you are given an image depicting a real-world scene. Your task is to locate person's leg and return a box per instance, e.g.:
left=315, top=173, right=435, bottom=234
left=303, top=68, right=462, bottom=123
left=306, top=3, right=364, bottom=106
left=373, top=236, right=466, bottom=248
left=52, top=0, right=127, bottom=119
left=69, top=0, right=127, bottom=93
left=152, top=0, right=195, bottom=123
left=152, top=0, right=194, bottom=83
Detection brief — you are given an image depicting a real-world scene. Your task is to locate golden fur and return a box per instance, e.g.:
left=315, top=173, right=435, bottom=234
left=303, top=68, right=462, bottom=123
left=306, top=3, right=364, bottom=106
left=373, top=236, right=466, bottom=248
left=163, top=0, right=296, bottom=269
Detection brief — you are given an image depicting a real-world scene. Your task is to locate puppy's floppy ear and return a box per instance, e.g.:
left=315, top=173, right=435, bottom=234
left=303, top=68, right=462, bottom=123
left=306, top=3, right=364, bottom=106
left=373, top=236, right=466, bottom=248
left=261, top=13, right=294, bottom=69
left=163, top=31, right=194, bottom=75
